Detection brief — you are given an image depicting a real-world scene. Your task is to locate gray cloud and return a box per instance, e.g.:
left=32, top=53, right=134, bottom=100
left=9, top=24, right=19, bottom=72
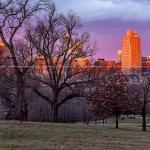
left=55, top=0, right=150, bottom=21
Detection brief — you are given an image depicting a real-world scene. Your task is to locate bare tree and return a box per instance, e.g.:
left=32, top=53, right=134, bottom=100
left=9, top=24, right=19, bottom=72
left=90, top=73, right=129, bottom=129
left=132, top=73, right=150, bottom=131
left=141, top=77, right=150, bottom=131
left=27, top=5, right=95, bottom=122
left=0, top=44, right=16, bottom=119
left=0, top=66, right=16, bottom=119
left=0, top=0, right=44, bottom=122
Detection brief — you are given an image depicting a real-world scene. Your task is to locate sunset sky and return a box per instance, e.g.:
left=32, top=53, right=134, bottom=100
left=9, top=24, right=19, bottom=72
left=55, top=0, right=150, bottom=61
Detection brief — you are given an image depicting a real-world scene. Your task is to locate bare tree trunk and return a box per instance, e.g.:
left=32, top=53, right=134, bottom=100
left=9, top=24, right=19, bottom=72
left=103, top=118, right=105, bottom=124
left=142, top=105, right=146, bottom=131
left=16, top=82, right=24, bottom=123
left=52, top=105, right=58, bottom=122
left=52, top=91, right=59, bottom=123
left=94, top=117, right=97, bottom=125
left=86, top=119, right=89, bottom=125
left=52, top=94, right=58, bottom=122
left=63, top=104, right=66, bottom=123
left=116, top=113, right=119, bottom=129
left=16, top=76, right=28, bottom=123
left=23, top=97, right=28, bottom=121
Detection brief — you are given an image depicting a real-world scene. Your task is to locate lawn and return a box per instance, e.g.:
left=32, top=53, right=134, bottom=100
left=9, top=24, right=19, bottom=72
left=0, top=121, right=150, bottom=150
left=119, top=118, right=150, bottom=124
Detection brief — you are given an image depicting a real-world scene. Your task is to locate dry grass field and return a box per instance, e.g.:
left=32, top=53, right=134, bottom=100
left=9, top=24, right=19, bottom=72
left=0, top=120, right=150, bottom=150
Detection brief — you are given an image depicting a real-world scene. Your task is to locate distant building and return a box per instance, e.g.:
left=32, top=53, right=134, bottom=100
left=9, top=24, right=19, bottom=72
left=94, top=59, right=105, bottom=66
left=117, top=50, right=122, bottom=63
left=35, top=55, right=90, bottom=75
left=142, top=56, right=150, bottom=72
left=94, top=59, right=107, bottom=74
left=0, top=41, right=4, bottom=47
left=0, top=41, right=12, bottom=73
left=94, top=58, right=121, bottom=74
left=35, top=36, right=89, bottom=75
left=0, top=41, right=10, bottom=62
left=121, top=30, right=141, bottom=71
left=34, top=55, right=48, bottom=75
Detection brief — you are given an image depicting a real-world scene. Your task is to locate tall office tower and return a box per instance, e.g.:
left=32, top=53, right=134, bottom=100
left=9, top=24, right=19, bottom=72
left=117, top=50, right=122, bottom=63
left=121, top=30, right=141, bottom=71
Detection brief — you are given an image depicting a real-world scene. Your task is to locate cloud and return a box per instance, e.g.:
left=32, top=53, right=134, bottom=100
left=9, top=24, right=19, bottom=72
left=55, top=0, right=150, bottom=22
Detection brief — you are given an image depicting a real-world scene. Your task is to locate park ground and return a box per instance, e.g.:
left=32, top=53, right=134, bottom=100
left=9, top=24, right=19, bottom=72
left=0, top=119, right=150, bottom=150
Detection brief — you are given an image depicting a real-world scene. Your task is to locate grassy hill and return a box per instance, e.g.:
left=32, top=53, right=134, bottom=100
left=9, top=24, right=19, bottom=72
left=0, top=121, right=150, bottom=150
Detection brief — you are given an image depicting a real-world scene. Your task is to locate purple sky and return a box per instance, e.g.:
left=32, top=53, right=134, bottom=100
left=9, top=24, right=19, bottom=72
left=55, top=0, right=150, bottom=61
left=82, top=20, right=150, bottom=61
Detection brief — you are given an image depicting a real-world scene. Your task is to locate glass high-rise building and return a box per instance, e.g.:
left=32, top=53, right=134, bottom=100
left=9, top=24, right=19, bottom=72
left=121, top=30, right=141, bottom=71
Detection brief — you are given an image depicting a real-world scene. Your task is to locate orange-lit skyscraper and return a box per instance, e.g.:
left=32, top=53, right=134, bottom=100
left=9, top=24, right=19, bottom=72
left=121, top=30, right=141, bottom=71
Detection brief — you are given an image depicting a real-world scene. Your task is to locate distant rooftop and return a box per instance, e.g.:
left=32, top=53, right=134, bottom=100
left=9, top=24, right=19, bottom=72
left=126, top=29, right=139, bottom=37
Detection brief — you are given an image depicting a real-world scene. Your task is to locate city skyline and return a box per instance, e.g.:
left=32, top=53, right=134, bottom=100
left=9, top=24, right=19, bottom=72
left=55, top=0, right=150, bottom=60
